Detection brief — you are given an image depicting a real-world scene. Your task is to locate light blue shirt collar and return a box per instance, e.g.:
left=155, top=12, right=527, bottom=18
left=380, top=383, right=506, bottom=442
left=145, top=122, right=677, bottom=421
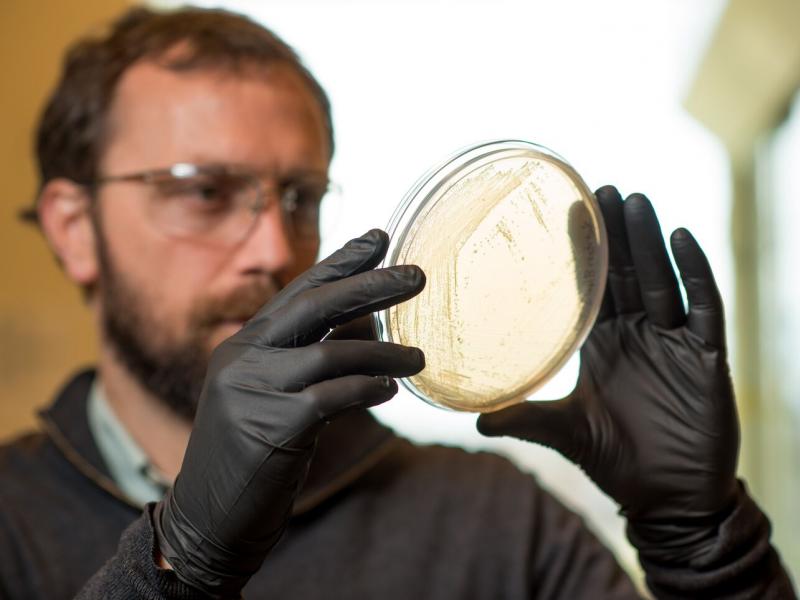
left=86, top=378, right=169, bottom=507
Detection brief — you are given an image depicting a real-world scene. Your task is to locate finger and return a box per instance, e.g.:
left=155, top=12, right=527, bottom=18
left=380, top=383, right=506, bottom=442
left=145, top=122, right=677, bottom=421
left=595, top=185, right=643, bottom=315
left=476, top=399, right=582, bottom=462
left=250, top=265, right=426, bottom=347
left=596, top=280, right=615, bottom=323
left=670, top=228, right=725, bottom=348
left=275, top=375, right=400, bottom=448
left=267, top=229, right=390, bottom=314
left=325, top=315, right=378, bottom=341
left=624, top=194, right=685, bottom=329
left=306, top=374, right=399, bottom=421
left=281, top=341, right=424, bottom=391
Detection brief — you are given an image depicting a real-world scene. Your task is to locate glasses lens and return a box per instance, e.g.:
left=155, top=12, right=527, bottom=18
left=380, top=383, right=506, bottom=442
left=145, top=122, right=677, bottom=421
left=149, top=170, right=258, bottom=244
left=281, top=176, right=336, bottom=238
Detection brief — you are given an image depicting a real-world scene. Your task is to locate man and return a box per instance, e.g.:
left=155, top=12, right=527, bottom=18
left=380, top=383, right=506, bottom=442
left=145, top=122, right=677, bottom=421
left=0, top=5, right=794, bottom=599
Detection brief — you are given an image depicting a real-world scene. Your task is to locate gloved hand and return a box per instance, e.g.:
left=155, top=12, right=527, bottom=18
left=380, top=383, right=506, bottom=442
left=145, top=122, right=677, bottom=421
left=478, top=186, right=739, bottom=562
left=153, top=229, right=425, bottom=598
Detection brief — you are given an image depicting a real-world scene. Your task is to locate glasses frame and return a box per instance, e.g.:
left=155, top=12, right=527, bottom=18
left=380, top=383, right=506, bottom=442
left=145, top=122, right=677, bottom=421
left=21, top=163, right=338, bottom=245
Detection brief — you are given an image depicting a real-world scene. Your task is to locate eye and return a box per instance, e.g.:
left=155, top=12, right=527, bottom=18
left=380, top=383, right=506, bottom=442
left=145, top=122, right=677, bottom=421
left=282, top=179, right=327, bottom=218
left=158, top=174, right=244, bottom=212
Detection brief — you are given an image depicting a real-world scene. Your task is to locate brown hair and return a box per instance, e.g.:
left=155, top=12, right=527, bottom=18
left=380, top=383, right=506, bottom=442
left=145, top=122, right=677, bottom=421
left=22, top=5, right=334, bottom=221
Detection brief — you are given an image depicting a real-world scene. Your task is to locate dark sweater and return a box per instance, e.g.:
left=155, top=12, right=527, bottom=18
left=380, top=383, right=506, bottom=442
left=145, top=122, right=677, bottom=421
left=0, top=371, right=795, bottom=599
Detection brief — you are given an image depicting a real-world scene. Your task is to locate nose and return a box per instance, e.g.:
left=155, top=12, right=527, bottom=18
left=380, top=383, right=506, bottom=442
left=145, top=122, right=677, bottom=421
left=233, top=199, right=295, bottom=276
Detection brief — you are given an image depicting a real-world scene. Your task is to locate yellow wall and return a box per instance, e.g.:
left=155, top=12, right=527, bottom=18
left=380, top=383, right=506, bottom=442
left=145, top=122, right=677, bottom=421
left=0, top=1, right=130, bottom=440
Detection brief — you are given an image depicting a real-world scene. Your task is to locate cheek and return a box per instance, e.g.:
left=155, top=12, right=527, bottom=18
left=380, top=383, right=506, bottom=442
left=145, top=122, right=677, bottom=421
left=285, top=236, right=320, bottom=283
left=100, top=202, right=226, bottom=333
left=207, top=322, right=244, bottom=351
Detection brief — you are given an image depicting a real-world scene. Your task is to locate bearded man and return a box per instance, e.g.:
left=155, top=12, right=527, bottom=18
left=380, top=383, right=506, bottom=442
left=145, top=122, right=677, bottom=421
left=1, top=6, right=795, bottom=600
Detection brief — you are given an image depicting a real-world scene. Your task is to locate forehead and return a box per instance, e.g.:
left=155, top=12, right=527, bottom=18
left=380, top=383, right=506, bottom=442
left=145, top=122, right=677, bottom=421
left=101, top=60, right=329, bottom=173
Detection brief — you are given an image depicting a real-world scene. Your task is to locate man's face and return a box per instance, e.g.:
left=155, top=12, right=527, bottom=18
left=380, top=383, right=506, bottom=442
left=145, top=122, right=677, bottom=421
left=94, top=60, right=329, bottom=418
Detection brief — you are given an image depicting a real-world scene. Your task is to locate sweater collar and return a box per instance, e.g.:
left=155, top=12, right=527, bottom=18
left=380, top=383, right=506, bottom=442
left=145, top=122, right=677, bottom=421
left=37, top=369, right=399, bottom=514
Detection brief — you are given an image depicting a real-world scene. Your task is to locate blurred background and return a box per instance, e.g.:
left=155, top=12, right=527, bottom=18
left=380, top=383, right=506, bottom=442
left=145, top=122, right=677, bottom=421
left=2, top=0, right=798, bottom=586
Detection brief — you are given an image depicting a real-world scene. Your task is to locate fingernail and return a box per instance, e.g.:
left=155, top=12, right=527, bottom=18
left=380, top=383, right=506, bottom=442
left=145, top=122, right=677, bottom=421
left=671, top=227, right=690, bottom=241
left=414, top=347, right=426, bottom=366
left=400, top=265, right=425, bottom=286
left=625, top=193, right=651, bottom=208
left=349, top=235, right=376, bottom=249
left=362, top=229, right=388, bottom=245
left=595, top=185, right=620, bottom=200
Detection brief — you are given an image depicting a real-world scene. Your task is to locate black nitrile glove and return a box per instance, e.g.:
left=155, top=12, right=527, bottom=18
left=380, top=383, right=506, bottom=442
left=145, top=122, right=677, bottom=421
left=153, top=230, right=425, bottom=598
left=478, top=187, right=739, bottom=564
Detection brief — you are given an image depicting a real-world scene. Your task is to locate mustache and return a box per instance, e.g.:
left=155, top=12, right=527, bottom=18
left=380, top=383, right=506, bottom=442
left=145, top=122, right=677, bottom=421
left=190, top=279, right=281, bottom=329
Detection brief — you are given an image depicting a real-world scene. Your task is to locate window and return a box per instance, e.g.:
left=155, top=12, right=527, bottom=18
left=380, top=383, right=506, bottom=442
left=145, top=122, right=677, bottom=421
left=754, top=91, right=800, bottom=570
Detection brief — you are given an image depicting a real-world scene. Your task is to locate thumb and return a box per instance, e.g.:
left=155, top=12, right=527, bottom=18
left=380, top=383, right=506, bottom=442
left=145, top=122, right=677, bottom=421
left=477, top=398, right=582, bottom=460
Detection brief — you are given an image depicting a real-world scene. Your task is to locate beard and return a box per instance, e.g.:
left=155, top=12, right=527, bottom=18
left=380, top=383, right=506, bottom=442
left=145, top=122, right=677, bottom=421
left=96, top=232, right=280, bottom=421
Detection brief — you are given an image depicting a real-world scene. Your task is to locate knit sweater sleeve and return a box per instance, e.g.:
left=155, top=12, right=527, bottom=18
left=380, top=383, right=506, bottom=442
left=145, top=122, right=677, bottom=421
left=627, top=482, right=797, bottom=599
left=507, top=463, right=796, bottom=598
left=74, top=504, right=211, bottom=600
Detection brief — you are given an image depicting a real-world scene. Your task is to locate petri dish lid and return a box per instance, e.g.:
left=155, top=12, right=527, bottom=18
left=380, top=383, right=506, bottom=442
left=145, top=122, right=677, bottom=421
left=375, top=140, right=608, bottom=413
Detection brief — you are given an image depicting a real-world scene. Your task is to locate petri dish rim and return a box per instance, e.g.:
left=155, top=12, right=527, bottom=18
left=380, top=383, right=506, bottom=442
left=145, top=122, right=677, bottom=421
left=375, top=139, right=608, bottom=412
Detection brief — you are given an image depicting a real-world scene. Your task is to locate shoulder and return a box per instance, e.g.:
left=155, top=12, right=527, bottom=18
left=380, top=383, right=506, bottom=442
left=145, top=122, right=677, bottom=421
left=387, top=437, right=533, bottom=477
left=0, top=429, right=79, bottom=519
left=0, top=431, right=139, bottom=599
left=367, top=438, right=544, bottom=516
left=0, top=429, right=51, bottom=457
left=0, top=431, right=64, bottom=556
left=0, top=426, right=120, bottom=519
left=0, top=430, right=58, bottom=492
left=337, top=438, right=571, bottom=580
left=391, top=439, right=532, bottom=484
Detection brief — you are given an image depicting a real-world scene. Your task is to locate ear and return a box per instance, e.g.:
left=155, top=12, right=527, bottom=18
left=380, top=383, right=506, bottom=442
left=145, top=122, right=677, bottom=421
left=38, top=178, right=100, bottom=287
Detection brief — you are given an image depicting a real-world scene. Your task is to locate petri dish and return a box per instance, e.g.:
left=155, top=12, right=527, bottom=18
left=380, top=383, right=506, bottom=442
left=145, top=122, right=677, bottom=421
left=375, top=140, right=608, bottom=413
